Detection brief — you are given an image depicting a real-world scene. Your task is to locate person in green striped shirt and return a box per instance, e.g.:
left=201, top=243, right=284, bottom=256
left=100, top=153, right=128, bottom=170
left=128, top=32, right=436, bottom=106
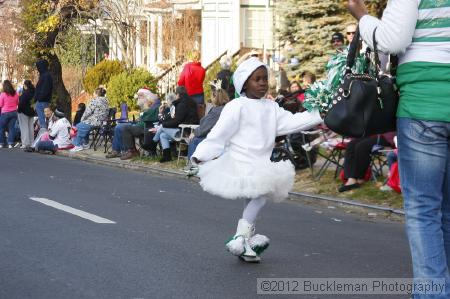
left=348, top=0, right=450, bottom=298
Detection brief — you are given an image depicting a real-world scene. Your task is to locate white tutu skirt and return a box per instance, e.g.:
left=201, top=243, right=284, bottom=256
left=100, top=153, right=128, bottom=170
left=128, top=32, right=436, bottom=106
left=197, top=153, right=296, bottom=202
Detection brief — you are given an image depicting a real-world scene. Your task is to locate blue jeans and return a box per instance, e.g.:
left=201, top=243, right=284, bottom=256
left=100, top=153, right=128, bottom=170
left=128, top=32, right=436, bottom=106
left=191, top=93, right=205, bottom=105
left=0, top=111, right=18, bottom=145
left=153, top=127, right=179, bottom=150
left=187, top=136, right=205, bottom=160
left=112, top=123, right=130, bottom=152
left=35, top=101, right=49, bottom=129
left=73, top=122, right=92, bottom=146
left=398, top=117, right=450, bottom=298
left=36, top=140, right=57, bottom=152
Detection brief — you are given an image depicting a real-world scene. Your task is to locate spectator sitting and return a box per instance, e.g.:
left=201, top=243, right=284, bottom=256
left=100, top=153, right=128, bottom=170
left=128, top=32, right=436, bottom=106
left=70, top=87, right=109, bottom=152
left=301, top=70, right=316, bottom=90
left=187, top=79, right=230, bottom=161
left=73, top=103, right=86, bottom=126
left=339, top=132, right=396, bottom=192
left=157, top=92, right=177, bottom=124
left=106, top=91, right=160, bottom=160
left=0, top=80, right=19, bottom=148
left=288, top=81, right=304, bottom=103
left=35, top=108, right=71, bottom=154
left=152, top=86, right=199, bottom=163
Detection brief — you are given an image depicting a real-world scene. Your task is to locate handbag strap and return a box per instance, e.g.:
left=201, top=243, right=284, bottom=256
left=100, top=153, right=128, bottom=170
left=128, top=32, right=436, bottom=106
left=345, top=26, right=362, bottom=73
left=372, top=28, right=399, bottom=77
left=372, top=28, right=381, bottom=80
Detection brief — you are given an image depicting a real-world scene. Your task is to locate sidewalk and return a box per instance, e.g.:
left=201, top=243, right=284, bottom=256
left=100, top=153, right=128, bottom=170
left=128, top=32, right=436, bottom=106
left=57, top=148, right=404, bottom=217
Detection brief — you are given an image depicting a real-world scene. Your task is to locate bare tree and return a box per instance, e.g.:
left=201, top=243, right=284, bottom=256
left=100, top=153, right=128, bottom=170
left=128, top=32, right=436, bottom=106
left=162, top=9, right=200, bottom=62
left=0, top=3, right=25, bottom=81
left=99, top=0, right=141, bottom=68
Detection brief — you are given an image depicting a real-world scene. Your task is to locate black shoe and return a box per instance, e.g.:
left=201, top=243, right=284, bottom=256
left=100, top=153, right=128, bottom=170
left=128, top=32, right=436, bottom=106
left=338, top=183, right=361, bottom=193
left=159, top=148, right=172, bottom=163
left=23, top=146, right=35, bottom=153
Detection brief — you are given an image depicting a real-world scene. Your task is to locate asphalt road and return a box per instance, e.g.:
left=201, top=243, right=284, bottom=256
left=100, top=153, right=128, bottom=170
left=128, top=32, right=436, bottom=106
left=0, top=150, right=412, bottom=299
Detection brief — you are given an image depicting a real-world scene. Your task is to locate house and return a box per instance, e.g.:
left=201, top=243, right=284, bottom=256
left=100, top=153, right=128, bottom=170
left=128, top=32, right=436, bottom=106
left=107, top=0, right=275, bottom=72
left=0, top=0, right=21, bottom=82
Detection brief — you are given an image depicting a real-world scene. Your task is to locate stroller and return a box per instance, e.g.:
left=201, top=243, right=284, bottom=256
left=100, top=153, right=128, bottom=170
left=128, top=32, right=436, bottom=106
left=271, top=91, right=319, bottom=170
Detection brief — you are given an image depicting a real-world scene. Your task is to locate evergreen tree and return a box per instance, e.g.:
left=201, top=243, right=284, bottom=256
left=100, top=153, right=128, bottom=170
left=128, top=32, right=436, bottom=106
left=277, top=0, right=388, bottom=78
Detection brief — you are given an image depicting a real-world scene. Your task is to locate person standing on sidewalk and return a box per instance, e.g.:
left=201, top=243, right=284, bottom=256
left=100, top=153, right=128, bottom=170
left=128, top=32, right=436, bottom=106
left=0, top=80, right=19, bottom=148
left=348, top=0, right=450, bottom=298
left=177, top=50, right=206, bottom=118
left=34, top=59, right=53, bottom=129
left=18, top=80, right=36, bottom=150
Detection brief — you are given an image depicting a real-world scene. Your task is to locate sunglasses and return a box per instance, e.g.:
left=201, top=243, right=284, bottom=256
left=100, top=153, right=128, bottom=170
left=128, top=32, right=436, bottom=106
left=347, top=32, right=356, bottom=35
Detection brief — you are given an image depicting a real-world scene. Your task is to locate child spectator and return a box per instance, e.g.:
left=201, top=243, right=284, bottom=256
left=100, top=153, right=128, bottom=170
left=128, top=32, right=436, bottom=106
left=35, top=108, right=71, bottom=154
left=73, top=103, right=86, bottom=126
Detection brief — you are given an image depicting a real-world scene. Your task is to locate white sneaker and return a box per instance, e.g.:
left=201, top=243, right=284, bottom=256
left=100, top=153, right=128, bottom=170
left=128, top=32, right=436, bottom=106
left=380, top=185, right=393, bottom=192
left=302, top=144, right=313, bottom=152
left=82, top=144, right=90, bottom=150
left=0, top=145, right=4, bottom=149
left=8, top=144, right=13, bottom=149
left=70, top=146, right=84, bottom=152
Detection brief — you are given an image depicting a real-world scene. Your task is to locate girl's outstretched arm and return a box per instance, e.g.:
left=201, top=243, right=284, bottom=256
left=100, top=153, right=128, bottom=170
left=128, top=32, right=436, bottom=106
left=275, top=105, right=323, bottom=136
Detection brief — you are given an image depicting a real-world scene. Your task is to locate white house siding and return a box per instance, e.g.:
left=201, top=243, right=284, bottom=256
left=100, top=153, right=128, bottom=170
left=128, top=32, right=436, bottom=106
left=201, top=0, right=240, bottom=67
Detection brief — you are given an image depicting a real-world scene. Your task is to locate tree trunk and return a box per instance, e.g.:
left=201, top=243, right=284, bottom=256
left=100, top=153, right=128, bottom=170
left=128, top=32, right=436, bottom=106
left=48, top=53, right=72, bottom=121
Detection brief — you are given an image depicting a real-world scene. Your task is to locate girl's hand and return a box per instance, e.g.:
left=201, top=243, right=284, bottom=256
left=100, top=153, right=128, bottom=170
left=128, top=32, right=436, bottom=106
left=347, top=0, right=368, bottom=20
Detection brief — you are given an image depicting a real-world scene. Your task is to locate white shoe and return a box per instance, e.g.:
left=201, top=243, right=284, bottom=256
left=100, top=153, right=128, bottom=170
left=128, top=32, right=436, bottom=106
left=8, top=144, right=13, bottom=149
left=20, top=145, right=27, bottom=149
left=0, top=145, right=4, bottom=148
left=302, top=144, right=313, bottom=152
left=70, top=146, right=84, bottom=152
left=380, top=185, right=393, bottom=192
left=226, top=219, right=261, bottom=262
left=249, top=234, right=270, bottom=255
left=226, top=219, right=254, bottom=256
left=82, top=144, right=90, bottom=150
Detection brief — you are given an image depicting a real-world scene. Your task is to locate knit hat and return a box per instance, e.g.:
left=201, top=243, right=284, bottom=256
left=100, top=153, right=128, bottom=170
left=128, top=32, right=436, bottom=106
left=54, top=108, right=65, bottom=118
left=233, top=57, right=268, bottom=95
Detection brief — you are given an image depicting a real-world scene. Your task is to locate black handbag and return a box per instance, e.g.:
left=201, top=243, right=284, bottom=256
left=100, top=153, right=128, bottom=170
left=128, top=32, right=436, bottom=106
left=324, top=28, right=399, bottom=138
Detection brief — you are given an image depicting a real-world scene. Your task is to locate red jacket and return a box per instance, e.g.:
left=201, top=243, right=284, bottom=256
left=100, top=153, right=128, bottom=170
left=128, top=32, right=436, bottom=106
left=178, top=62, right=206, bottom=96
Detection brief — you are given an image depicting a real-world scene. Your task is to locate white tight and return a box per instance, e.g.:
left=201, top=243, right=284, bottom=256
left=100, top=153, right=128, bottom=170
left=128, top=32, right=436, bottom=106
left=242, top=197, right=267, bottom=225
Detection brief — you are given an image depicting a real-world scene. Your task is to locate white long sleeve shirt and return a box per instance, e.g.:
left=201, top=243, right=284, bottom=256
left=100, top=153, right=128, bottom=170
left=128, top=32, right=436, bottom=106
left=359, top=0, right=450, bottom=65
left=192, top=97, right=323, bottom=163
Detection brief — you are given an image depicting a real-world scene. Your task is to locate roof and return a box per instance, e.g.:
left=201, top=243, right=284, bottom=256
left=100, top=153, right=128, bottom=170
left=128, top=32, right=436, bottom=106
left=144, top=0, right=172, bottom=10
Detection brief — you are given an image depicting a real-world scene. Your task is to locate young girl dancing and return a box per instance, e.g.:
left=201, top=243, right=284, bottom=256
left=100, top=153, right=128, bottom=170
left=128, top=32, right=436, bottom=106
left=191, top=58, right=323, bottom=262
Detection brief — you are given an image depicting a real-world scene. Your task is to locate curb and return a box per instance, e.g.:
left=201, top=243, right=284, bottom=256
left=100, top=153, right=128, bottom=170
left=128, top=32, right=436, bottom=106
left=57, top=151, right=405, bottom=216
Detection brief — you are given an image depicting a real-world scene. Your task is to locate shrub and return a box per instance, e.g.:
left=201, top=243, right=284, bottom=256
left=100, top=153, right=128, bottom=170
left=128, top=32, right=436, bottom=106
left=83, top=60, right=124, bottom=94
left=107, top=68, right=158, bottom=110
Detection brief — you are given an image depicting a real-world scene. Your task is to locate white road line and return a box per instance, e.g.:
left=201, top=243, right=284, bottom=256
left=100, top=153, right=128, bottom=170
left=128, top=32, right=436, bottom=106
left=29, top=197, right=116, bottom=224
